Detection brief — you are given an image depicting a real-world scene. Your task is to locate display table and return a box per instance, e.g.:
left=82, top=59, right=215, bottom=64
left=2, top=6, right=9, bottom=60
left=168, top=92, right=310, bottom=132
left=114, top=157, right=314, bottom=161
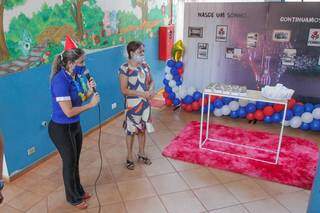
left=199, top=89, right=288, bottom=164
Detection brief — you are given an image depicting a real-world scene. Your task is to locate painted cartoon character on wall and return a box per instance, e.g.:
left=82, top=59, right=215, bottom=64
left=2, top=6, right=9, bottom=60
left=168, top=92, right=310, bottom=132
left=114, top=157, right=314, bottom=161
left=109, top=10, right=119, bottom=34
left=104, top=10, right=118, bottom=36
left=18, top=30, right=32, bottom=57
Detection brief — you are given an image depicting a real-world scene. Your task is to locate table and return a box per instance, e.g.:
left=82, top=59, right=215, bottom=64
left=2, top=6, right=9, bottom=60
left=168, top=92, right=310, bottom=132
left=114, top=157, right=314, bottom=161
left=199, top=89, right=288, bottom=164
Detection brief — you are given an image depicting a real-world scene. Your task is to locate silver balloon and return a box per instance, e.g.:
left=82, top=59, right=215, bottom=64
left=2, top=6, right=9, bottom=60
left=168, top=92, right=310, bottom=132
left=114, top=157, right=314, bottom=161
left=312, top=108, right=320, bottom=120
left=222, top=105, right=231, bottom=116
left=290, top=116, right=302, bottom=129
left=214, top=108, right=223, bottom=117
left=301, top=112, right=313, bottom=124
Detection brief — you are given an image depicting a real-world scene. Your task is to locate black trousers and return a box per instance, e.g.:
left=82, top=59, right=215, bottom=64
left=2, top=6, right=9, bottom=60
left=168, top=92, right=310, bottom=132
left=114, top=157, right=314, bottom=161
left=48, top=120, right=84, bottom=205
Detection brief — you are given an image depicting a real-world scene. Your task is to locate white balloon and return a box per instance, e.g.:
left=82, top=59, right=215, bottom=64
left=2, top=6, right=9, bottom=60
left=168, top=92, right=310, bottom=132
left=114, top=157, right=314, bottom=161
left=284, top=120, right=291, bottom=127
left=178, top=86, right=187, bottom=99
left=312, top=108, right=320, bottom=119
left=229, top=101, right=240, bottom=111
left=222, top=105, right=231, bottom=116
left=290, top=116, right=302, bottom=128
left=168, top=80, right=176, bottom=88
left=239, top=99, right=249, bottom=107
left=165, top=66, right=171, bottom=74
left=214, top=108, right=223, bottom=117
left=301, top=112, right=313, bottom=124
left=165, top=73, right=173, bottom=81
left=172, top=86, right=179, bottom=93
left=187, top=87, right=196, bottom=96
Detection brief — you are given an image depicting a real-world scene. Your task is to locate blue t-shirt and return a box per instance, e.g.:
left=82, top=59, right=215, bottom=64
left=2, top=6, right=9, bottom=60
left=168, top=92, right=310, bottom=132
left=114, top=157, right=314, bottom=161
left=50, top=69, right=88, bottom=124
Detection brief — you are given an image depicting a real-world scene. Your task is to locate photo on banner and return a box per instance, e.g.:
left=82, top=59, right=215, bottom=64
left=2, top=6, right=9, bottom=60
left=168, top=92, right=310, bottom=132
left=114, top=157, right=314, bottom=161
left=188, top=27, right=203, bottom=38
left=216, top=25, right=228, bottom=42
left=197, top=43, right=209, bottom=59
left=307, top=28, right=320, bottom=47
left=272, top=30, right=291, bottom=42
left=282, top=48, right=297, bottom=66
left=247, top=32, right=258, bottom=48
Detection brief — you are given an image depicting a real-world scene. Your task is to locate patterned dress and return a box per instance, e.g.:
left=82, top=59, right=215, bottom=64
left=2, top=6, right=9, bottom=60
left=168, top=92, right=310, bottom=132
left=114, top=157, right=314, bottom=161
left=119, top=63, right=152, bottom=135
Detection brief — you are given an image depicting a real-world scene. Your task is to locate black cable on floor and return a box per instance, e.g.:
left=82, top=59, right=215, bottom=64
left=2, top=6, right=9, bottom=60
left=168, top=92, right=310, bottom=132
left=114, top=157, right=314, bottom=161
left=94, top=103, right=103, bottom=213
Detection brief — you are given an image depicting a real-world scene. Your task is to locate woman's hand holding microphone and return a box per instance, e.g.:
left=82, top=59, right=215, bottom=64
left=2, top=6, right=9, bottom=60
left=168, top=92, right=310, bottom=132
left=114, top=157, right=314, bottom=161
left=87, top=77, right=100, bottom=108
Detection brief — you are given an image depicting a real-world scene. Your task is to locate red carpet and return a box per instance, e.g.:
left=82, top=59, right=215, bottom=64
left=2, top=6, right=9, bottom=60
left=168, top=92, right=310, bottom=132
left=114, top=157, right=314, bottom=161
left=162, top=121, right=319, bottom=189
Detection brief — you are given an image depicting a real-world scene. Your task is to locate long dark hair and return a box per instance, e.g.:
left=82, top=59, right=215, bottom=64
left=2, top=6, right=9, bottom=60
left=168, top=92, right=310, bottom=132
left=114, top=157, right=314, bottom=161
left=50, top=48, right=84, bottom=80
left=127, top=41, right=144, bottom=59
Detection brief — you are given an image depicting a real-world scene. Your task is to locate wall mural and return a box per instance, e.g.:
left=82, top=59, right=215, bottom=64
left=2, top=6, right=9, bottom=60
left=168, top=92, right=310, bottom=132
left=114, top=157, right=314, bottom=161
left=0, top=0, right=173, bottom=76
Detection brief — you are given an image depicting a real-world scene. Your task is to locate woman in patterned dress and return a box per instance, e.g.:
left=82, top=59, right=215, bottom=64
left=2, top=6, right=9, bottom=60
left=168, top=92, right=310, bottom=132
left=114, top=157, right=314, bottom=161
left=119, top=41, right=155, bottom=170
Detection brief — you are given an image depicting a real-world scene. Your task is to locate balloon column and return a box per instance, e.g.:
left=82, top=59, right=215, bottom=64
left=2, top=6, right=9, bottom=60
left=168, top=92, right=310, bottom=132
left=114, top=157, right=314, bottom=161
left=162, top=42, right=320, bottom=132
left=163, top=40, right=204, bottom=112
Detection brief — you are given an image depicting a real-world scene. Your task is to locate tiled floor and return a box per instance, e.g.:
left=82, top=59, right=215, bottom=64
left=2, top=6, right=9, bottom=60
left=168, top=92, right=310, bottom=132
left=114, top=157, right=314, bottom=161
left=1, top=107, right=319, bottom=213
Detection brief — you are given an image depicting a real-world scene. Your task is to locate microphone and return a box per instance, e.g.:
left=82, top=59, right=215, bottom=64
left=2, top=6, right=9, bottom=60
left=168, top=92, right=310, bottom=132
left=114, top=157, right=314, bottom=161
left=84, top=69, right=97, bottom=93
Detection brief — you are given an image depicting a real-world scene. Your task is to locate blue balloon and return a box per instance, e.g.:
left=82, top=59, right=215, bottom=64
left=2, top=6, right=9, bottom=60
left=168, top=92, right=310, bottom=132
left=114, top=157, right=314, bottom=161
left=304, top=103, right=314, bottom=112
left=203, top=106, right=208, bottom=113
left=163, top=79, right=169, bottom=86
left=210, top=104, right=215, bottom=112
left=311, top=120, right=320, bottom=131
left=173, top=75, right=180, bottom=82
left=169, top=92, right=176, bottom=100
left=214, top=99, right=224, bottom=109
left=183, top=95, right=193, bottom=104
left=266, top=103, right=274, bottom=107
left=264, top=116, right=273, bottom=123
left=238, top=107, right=247, bottom=118
left=246, top=103, right=256, bottom=113
left=165, top=86, right=172, bottom=93
left=166, top=59, right=176, bottom=68
left=176, top=79, right=182, bottom=86
left=293, top=104, right=304, bottom=116
left=256, top=101, right=267, bottom=110
left=284, top=109, right=293, bottom=120
left=272, top=113, right=282, bottom=123
left=230, top=110, right=239, bottom=118
left=173, top=98, right=181, bottom=106
left=300, top=122, right=310, bottom=131
left=222, top=97, right=232, bottom=105
left=175, top=61, right=183, bottom=69
left=193, top=92, right=202, bottom=101
left=314, top=104, right=320, bottom=109
left=171, top=67, right=178, bottom=76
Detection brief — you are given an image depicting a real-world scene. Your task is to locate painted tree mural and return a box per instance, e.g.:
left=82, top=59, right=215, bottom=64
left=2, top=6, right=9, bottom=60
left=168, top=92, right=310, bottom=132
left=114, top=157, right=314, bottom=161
left=63, top=0, right=96, bottom=41
left=0, top=0, right=26, bottom=62
left=131, top=0, right=148, bottom=24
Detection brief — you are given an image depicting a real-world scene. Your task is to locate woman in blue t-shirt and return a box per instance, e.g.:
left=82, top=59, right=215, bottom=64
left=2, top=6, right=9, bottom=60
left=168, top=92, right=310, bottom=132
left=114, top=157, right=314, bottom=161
left=48, top=47, right=99, bottom=209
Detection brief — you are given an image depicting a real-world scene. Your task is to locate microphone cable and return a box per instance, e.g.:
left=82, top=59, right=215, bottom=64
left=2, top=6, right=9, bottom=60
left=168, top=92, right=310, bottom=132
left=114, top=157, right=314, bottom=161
left=94, top=103, right=103, bottom=213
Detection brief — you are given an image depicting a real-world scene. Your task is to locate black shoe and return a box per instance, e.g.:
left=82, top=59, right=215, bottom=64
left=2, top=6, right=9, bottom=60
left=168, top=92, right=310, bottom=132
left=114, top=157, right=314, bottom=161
left=137, top=154, right=152, bottom=165
left=126, top=160, right=135, bottom=170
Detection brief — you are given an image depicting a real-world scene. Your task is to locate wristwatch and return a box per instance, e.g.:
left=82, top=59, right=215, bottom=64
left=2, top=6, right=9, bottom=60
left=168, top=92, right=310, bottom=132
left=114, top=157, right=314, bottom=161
left=0, top=180, right=4, bottom=190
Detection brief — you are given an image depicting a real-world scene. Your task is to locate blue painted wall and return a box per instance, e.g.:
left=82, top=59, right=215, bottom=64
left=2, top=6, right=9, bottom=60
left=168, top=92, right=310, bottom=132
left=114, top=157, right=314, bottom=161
left=0, top=38, right=165, bottom=176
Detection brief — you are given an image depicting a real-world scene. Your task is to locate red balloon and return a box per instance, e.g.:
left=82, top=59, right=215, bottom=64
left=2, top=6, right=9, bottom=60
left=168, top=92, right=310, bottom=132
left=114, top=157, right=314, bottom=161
left=246, top=113, right=255, bottom=121
left=178, top=68, right=184, bottom=76
left=163, top=92, right=169, bottom=99
left=254, top=110, right=265, bottom=121
left=273, top=104, right=285, bottom=112
left=199, top=97, right=208, bottom=106
left=210, top=96, right=217, bottom=103
left=263, top=106, right=274, bottom=116
left=165, top=98, right=172, bottom=106
left=185, top=104, right=193, bottom=112
left=287, top=98, right=296, bottom=109
left=192, top=101, right=200, bottom=111
left=181, top=104, right=186, bottom=110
